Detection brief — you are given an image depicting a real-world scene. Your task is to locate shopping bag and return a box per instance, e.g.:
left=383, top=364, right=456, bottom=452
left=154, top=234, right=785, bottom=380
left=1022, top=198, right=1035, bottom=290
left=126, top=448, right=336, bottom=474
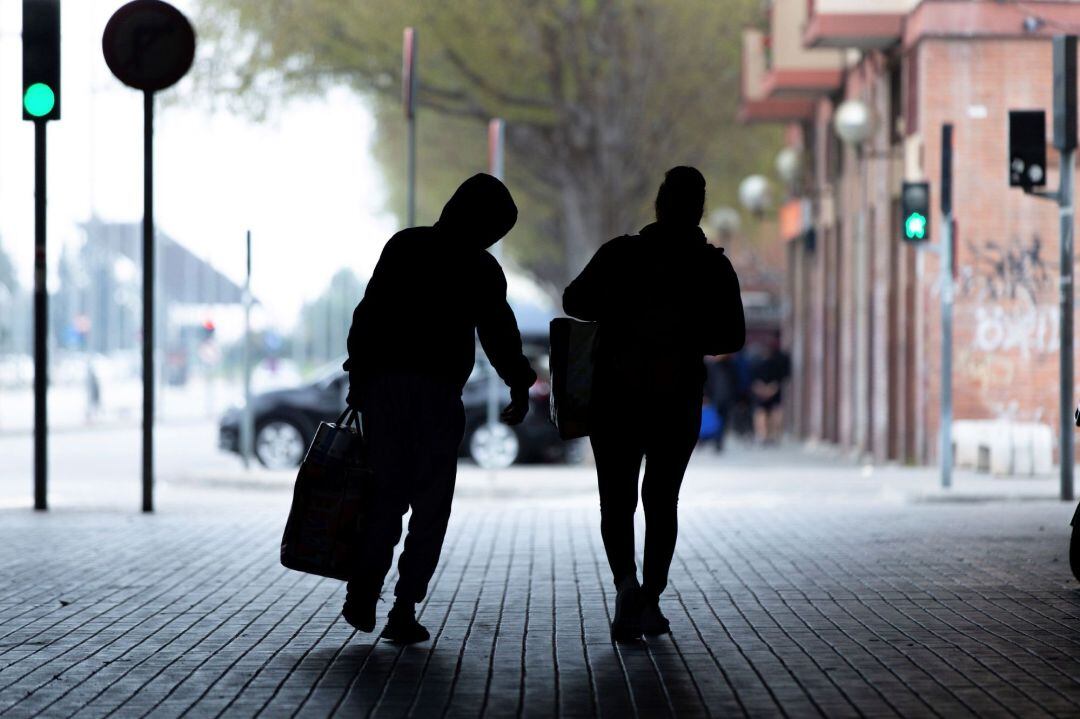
left=280, top=408, right=372, bottom=581
left=549, top=317, right=598, bottom=440
left=699, top=402, right=723, bottom=440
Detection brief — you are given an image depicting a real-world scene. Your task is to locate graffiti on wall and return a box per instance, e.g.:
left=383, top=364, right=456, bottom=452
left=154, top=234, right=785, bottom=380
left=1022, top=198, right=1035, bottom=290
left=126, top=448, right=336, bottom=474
left=972, top=304, right=1058, bottom=355
left=958, top=235, right=1053, bottom=303
left=958, top=235, right=1058, bottom=357
left=956, top=347, right=1016, bottom=396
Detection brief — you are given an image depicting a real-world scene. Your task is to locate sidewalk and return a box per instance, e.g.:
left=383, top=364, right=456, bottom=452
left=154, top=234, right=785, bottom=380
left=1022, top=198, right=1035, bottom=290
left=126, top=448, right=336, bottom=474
left=1, top=447, right=1078, bottom=717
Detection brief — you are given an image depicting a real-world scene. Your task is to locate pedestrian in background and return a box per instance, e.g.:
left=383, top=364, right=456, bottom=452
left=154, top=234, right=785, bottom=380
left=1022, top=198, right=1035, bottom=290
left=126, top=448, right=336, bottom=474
left=705, top=355, right=736, bottom=452
left=342, top=174, right=536, bottom=643
left=563, top=166, right=745, bottom=642
left=750, top=339, right=790, bottom=445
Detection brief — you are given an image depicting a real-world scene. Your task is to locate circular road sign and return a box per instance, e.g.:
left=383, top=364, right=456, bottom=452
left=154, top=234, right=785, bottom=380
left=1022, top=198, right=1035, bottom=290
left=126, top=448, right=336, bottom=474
left=102, top=0, right=196, bottom=93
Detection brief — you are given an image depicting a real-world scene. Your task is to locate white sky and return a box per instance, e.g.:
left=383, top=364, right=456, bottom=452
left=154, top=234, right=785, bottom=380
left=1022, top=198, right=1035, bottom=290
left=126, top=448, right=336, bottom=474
left=0, top=0, right=397, bottom=328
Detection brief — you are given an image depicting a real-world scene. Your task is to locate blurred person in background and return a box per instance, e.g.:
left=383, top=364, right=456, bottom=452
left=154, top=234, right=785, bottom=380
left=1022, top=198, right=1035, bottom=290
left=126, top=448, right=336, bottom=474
left=705, top=354, right=736, bottom=453
left=563, top=166, right=745, bottom=642
left=342, top=174, right=537, bottom=644
left=85, top=359, right=101, bottom=424
left=750, top=339, right=790, bottom=445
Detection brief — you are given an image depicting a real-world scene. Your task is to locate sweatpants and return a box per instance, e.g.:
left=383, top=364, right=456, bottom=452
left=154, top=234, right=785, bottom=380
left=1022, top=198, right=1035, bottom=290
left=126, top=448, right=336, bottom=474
left=590, top=392, right=701, bottom=598
left=348, top=374, right=466, bottom=604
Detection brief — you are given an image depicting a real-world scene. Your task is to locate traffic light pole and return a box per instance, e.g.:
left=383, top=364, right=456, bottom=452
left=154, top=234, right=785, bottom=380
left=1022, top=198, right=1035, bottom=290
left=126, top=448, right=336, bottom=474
left=1024, top=36, right=1076, bottom=502
left=1060, top=148, right=1074, bottom=502
left=940, top=124, right=954, bottom=490
left=142, top=90, right=155, bottom=513
left=33, top=119, right=47, bottom=511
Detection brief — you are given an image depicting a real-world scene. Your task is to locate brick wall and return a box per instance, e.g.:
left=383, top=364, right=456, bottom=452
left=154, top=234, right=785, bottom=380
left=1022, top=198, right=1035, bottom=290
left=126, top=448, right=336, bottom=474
left=789, top=35, right=1079, bottom=465
left=919, top=37, right=1078, bottom=462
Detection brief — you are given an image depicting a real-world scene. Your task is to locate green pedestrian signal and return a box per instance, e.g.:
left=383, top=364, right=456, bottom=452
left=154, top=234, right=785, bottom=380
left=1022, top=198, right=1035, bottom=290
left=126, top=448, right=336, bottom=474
left=904, top=211, right=927, bottom=240
left=22, top=0, right=61, bottom=122
left=900, top=181, right=930, bottom=243
left=23, top=82, right=55, bottom=117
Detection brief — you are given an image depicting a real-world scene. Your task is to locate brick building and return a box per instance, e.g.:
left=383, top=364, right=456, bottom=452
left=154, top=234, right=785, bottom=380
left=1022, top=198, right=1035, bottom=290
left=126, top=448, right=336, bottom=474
left=740, top=0, right=1080, bottom=465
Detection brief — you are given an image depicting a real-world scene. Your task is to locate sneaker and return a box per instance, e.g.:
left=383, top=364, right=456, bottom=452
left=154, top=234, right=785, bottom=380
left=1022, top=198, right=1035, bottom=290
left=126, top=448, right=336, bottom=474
left=641, top=597, right=671, bottom=636
left=342, top=593, right=378, bottom=633
left=382, top=602, right=430, bottom=644
left=611, top=577, right=643, bottom=643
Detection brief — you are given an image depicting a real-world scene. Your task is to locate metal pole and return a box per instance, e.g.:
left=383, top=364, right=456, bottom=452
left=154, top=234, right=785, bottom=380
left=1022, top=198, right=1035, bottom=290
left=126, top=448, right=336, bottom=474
left=406, top=116, right=416, bottom=227
left=33, top=119, right=47, bottom=511
left=1060, top=148, right=1075, bottom=501
left=241, top=230, right=253, bottom=469
left=142, top=90, right=154, bottom=513
left=940, top=123, right=954, bottom=489
left=486, top=119, right=505, bottom=431
left=403, top=27, right=417, bottom=227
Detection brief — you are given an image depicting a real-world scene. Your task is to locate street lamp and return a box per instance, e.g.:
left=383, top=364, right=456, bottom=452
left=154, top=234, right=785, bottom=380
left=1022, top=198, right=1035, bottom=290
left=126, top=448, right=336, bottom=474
left=738, top=174, right=772, bottom=216
left=709, top=206, right=741, bottom=242
left=833, top=99, right=877, bottom=146
left=776, top=146, right=803, bottom=190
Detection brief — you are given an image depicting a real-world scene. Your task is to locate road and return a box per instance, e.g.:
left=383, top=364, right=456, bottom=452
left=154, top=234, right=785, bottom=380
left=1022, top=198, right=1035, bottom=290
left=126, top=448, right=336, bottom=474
left=0, top=421, right=241, bottom=509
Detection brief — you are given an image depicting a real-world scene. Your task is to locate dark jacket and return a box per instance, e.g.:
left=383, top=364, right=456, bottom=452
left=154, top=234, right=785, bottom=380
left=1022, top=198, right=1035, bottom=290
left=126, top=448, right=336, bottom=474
left=345, top=174, right=537, bottom=398
left=563, top=222, right=745, bottom=398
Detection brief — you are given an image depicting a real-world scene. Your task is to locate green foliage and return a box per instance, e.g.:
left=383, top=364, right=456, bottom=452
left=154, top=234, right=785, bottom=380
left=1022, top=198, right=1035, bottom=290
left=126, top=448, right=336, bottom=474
left=294, top=268, right=365, bottom=364
left=193, top=0, right=782, bottom=284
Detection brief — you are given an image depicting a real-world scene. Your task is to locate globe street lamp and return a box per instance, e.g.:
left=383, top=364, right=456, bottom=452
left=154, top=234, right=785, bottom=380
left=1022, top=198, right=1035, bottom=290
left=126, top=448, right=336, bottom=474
left=738, top=174, right=772, bottom=216
left=833, top=99, right=877, bottom=147
left=776, top=146, right=804, bottom=191
left=709, top=206, right=741, bottom=242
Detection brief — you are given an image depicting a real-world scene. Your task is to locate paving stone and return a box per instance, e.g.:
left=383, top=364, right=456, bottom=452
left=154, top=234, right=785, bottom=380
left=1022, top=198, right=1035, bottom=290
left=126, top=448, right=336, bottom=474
left=1, top=466, right=1079, bottom=717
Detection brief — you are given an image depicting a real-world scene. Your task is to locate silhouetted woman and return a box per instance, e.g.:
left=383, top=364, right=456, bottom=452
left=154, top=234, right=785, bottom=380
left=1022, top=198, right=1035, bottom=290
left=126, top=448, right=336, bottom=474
left=563, top=167, right=745, bottom=642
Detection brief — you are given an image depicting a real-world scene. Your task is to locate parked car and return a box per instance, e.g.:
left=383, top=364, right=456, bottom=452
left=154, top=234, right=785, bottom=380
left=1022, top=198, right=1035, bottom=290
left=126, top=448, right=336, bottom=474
left=219, top=344, right=578, bottom=470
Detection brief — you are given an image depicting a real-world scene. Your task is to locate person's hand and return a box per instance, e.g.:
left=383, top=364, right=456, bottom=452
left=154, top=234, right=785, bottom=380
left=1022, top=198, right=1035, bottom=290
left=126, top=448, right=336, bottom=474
left=500, top=385, right=530, bottom=425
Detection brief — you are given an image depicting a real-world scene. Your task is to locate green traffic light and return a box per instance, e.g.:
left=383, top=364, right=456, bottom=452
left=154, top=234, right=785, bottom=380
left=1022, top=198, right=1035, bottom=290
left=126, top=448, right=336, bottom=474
left=904, top=212, right=927, bottom=240
left=23, top=83, right=55, bottom=118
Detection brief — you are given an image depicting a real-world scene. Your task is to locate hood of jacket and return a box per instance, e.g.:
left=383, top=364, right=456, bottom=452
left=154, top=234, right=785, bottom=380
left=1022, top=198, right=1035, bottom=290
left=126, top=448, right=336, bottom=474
left=436, top=173, right=518, bottom=249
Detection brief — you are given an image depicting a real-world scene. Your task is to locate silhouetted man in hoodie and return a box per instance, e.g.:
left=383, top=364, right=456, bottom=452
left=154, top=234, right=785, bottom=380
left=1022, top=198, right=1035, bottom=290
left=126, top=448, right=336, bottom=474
left=564, top=166, right=745, bottom=642
left=343, top=173, right=536, bottom=643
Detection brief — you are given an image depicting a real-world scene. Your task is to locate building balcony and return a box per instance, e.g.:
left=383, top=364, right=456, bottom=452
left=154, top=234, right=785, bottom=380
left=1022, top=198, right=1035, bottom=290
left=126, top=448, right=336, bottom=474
left=802, top=0, right=916, bottom=49
left=740, top=26, right=827, bottom=123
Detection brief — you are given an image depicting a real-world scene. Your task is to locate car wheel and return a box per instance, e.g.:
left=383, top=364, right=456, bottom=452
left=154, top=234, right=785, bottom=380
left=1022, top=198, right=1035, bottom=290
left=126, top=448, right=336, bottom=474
left=255, top=418, right=308, bottom=469
left=468, top=423, right=520, bottom=469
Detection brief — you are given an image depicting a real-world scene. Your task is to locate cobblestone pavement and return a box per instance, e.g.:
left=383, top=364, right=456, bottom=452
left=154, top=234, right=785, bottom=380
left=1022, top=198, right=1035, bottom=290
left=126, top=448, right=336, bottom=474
left=1, top=449, right=1079, bottom=718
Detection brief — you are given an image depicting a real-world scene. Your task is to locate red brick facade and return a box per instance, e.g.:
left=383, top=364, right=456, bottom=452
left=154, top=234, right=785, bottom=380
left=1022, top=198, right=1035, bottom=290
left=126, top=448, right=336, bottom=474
left=771, top=6, right=1080, bottom=464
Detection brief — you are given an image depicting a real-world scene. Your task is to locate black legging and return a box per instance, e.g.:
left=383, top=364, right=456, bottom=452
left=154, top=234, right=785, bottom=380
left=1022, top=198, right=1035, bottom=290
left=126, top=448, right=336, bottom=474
left=590, top=394, right=701, bottom=598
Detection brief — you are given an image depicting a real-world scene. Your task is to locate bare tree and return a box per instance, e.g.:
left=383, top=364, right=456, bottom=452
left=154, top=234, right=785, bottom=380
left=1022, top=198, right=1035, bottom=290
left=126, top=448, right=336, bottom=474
left=193, top=0, right=780, bottom=286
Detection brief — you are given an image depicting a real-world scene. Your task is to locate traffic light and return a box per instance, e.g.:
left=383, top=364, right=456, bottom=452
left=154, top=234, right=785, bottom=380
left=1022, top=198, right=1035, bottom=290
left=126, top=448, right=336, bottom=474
left=22, top=0, right=60, bottom=122
left=900, top=181, right=930, bottom=242
left=201, top=319, right=216, bottom=341
left=1009, top=110, right=1047, bottom=187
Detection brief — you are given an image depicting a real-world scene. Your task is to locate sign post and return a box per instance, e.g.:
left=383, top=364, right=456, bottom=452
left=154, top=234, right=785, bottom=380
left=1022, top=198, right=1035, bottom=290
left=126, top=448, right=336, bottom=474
left=486, top=119, right=505, bottom=434
left=103, top=0, right=195, bottom=512
left=241, top=230, right=254, bottom=469
left=403, top=27, right=418, bottom=227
